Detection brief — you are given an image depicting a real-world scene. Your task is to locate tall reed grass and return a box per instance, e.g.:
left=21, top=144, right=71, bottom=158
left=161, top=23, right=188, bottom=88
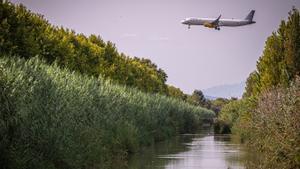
left=0, top=56, right=214, bottom=169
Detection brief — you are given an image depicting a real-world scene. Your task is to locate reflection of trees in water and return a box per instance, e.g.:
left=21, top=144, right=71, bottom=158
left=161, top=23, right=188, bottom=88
left=214, top=135, right=247, bottom=169
left=122, top=132, right=249, bottom=169
left=122, top=135, right=193, bottom=169
left=214, top=134, right=232, bottom=142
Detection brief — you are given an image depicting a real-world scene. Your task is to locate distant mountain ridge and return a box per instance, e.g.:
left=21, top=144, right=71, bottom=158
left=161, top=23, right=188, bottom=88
left=203, top=81, right=246, bottom=99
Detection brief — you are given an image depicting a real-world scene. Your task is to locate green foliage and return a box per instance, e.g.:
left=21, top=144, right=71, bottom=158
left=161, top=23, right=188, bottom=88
left=219, top=8, right=300, bottom=168
left=0, top=56, right=214, bottom=169
left=284, top=8, right=300, bottom=79
left=244, top=8, right=300, bottom=98
left=212, top=97, right=246, bottom=134
left=0, top=62, right=18, bottom=168
left=246, top=78, right=300, bottom=169
left=243, top=71, right=260, bottom=98
left=219, top=79, right=300, bottom=168
left=216, top=98, right=256, bottom=138
left=0, top=1, right=167, bottom=94
left=210, top=98, right=230, bottom=114
left=187, top=90, right=211, bottom=109
left=167, top=85, right=187, bottom=100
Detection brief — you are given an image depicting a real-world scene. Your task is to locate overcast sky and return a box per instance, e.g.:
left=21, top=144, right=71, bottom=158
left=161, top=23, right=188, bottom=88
left=11, top=0, right=300, bottom=94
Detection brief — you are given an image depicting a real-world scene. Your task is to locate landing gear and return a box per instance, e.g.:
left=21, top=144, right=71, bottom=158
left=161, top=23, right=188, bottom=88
left=188, top=25, right=190, bottom=29
left=215, top=27, right=220, bottom=31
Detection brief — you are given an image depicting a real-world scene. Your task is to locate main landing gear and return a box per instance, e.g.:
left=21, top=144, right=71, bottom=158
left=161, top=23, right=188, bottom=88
left=188, top=25, right=191, bottom=29
left=215, top=27, right=220, bottom=31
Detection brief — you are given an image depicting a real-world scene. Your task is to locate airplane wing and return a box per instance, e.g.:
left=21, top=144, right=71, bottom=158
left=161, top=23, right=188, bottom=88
left=211, top=15, right=221, bottom=25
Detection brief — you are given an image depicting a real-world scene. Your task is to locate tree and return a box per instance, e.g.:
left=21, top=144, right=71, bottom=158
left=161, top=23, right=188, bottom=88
left=244, top=8, right=300, bottom=97
left=210, top=98, right=230, bottom=115
left=88, top=34, right=105, bottom=48
left=167, top=85, right=187, bottom=100
left=243, top=71, right=261, bottom=98
left=187, top=90, right=209, bottom=108
left=284, top=7, right=300, bottom=80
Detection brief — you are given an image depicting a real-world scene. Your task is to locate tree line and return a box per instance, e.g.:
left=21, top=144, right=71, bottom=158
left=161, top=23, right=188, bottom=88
left=217, top=8, right=300, bottom=169
left=0, top=1, right=168, bottom=94
left=0, top=1, right=219, bottom=106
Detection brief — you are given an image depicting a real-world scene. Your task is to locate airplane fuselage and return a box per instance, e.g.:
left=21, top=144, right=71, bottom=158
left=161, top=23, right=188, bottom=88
left=182, top=18, right=255, bottom=27
left=181, top=10, right=256, bottom=30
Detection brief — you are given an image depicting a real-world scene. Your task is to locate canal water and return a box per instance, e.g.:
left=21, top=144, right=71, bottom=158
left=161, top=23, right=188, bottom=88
left=125, top=130, right=246, bottom=169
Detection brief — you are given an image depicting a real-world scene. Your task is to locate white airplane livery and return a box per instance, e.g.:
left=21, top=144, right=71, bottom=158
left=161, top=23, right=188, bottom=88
left=181, top=10, right=256, bottom=30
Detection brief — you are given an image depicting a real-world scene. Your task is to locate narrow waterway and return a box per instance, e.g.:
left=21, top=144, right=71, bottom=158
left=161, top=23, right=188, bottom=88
left=125, top=130, right=246, bottom=169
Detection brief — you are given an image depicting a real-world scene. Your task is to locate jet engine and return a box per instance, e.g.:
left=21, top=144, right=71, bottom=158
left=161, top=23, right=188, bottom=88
left=204, top=22, right=215, bottom=28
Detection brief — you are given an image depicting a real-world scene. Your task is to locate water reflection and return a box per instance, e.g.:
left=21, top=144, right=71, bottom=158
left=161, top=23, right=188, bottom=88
left=124, top=131, right=246, bottom=169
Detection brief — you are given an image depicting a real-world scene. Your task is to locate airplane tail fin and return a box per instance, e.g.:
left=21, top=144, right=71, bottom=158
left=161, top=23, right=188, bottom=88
left=245, top=10, right=255, bottom=21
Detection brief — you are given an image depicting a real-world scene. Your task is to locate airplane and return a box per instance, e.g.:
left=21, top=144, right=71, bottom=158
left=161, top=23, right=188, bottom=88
left=181, top=10, right=256, bottom=30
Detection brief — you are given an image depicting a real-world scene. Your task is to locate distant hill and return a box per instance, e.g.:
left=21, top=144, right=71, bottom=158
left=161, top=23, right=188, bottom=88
left=202, top=81, right=246, bottom=99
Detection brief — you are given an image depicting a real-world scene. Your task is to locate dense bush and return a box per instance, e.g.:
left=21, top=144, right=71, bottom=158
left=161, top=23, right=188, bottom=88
left=217, top=98, right=256, bottom=138
left=246, top=79, right=300, bottom=169
left=0, top=56, right=214, bottom=169
left=218, top=79, right=300, bottom=168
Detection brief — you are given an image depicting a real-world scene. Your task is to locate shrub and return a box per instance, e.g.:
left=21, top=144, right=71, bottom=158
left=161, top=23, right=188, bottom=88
left=246, top=78, right=300, bottom=169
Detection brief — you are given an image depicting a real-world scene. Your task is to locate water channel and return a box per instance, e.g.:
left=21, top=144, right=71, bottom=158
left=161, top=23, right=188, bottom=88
left=125, top=130, right=247, bottom=169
